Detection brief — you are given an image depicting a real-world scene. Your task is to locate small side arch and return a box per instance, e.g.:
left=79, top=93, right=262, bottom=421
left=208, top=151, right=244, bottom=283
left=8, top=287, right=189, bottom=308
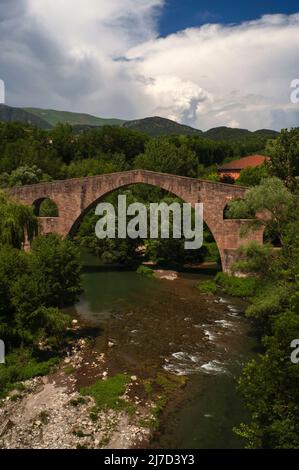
left=33, top=198, right=59, bottom=217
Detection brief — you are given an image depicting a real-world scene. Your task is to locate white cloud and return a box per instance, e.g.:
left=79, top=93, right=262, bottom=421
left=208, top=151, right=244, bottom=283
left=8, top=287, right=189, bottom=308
left=127, top=13, right=299, bottom=130
left=1, top=2, right=299, bottom=130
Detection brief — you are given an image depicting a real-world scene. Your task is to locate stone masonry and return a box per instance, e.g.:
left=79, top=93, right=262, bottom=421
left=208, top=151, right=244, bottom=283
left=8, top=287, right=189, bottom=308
left=9, top=169, right=264, bottom=273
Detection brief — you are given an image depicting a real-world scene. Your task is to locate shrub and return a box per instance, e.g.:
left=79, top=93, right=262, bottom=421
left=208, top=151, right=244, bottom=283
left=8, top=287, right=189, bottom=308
left=136, top=265, right=154, bottom=278
left=0, top=349, right=59, bottom=397
left=215, top=272, right=258, bottom=297
left=197, top=280, right=217, bottom=294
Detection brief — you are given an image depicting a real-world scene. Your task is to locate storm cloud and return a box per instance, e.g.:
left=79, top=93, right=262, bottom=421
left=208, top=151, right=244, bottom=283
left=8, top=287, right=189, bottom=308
left=0, top=1, right=299, bottom=130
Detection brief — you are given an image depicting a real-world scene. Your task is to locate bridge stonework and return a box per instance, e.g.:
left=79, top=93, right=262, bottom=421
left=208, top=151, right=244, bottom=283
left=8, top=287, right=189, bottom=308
left=9, top=170, right=264, bottom=273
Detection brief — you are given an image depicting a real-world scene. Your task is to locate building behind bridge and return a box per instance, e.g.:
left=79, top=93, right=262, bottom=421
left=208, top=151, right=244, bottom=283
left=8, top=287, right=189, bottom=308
left=218, top=154, right=269, bottom=182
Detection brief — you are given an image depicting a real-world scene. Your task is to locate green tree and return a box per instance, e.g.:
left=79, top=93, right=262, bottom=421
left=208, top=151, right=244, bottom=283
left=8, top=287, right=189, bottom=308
left=227, top=177, right=295, bottom=246
left=266, top=128, right=299, bottom=192
left=134, top=138, right=198, bottom=177
left=30, top=234, right=82, bottom=308
left=235, top=310, right=299, bottom=449
left=0, top=191, right=38, bottom=248
left=8, top=165, right=50, bottom=187
left=228, top=176, right=299, bottom=448
left=237, top=164, right=268, bottom=187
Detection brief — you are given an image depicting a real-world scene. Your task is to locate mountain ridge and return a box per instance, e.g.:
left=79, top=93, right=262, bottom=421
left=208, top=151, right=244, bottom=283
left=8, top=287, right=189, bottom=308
left=0, top=104, right=279, bottom=141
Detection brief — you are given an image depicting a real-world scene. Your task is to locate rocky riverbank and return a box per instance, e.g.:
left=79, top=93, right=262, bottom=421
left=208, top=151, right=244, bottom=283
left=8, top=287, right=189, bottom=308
left=0, top=333, right=153, bottom=449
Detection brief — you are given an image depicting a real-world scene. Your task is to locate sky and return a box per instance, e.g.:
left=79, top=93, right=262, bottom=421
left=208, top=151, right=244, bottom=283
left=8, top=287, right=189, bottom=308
left=1, top=0, right=299, bottom=131
left=159, top=0, right=299, bottom=35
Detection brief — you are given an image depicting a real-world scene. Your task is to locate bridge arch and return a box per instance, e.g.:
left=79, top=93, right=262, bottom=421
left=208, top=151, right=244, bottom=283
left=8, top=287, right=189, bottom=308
left=9, top=170, right=265, bottom=273
left=67, top=181, right=222, bottom=267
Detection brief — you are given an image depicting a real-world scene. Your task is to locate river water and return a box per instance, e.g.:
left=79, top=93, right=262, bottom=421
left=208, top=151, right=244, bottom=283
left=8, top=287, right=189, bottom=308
left=74, top=252, right=257, bottom=449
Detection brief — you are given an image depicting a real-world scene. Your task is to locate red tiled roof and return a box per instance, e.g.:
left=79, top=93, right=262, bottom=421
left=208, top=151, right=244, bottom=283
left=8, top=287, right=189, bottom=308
left=219, top=155, right=269, bottom=171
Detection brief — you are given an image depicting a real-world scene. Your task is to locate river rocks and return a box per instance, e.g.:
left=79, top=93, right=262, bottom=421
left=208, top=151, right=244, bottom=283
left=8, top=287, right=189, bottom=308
left=0, top=366, right=151, bottom=449
left=154, top=270, right=178, bottom=281
left=0, top=333, right=153, bottom=450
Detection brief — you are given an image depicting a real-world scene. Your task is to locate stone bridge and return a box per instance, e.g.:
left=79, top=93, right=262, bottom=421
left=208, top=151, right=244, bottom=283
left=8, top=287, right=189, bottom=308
left=9, top=169, right=264, bottom=272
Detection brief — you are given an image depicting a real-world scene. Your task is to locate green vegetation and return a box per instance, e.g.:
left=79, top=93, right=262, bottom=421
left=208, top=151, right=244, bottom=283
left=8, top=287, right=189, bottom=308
left=266, top=128, right=299, bottom=193
left=39, top=198, right=59, bottom=217
left=215, top=272, right=258, bottom=297
left=25, top=108, right=125, bottom=128
left=226, top=177, right=294, bottom=245
left=0, top=190, right=37, bottom=248
left=197, top=280, right=217, bottom=294
left=237, top=164, right=269, bottom=187
left=134, top=137, right=198, bottom=177
left=123, top=116, right=202, bottom=137
left=0, top=349, right=59, bottom=398
left=0, top=193, right=81, bottom=395
left=223, top=163, right=299, bottom=447
left=0, top=104, right=51, bottom=129
left=0, top=105, right=278, bottom=149
left=80, top=374, right=133, bottom=416
left=0, top=165, right=51, bottom=188
left=136, top=265, right=155, bottom=278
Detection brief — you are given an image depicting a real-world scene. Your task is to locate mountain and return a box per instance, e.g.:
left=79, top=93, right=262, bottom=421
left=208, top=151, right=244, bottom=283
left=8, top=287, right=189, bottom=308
left=122, top=116, right=203, bottom=137
left=24, top=107, right=125, bottom=128
left=122, top=119, right=278, bottom=140
left=0, top=105, right=279, bottom=142
left=0, top=104, right=51, bottom=129
left=204, top=126, right=278, bottom=141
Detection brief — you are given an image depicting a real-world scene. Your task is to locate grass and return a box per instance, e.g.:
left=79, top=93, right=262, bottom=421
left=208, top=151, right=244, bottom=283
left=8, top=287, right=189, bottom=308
left=0, top=349, right=60, bottom=398
left=197, top=280, right=217, bottom=294
left=136, top=265, right=155, bottom=278
left=80, top=373, right=134, bottom=416
left=143, top=380, right=153, bottom=395
left=215, top=272, right=258, bottom=297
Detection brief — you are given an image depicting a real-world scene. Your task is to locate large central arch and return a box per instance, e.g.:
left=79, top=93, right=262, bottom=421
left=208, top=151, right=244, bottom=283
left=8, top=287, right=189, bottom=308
left=9, top=170, right=264, bottom=272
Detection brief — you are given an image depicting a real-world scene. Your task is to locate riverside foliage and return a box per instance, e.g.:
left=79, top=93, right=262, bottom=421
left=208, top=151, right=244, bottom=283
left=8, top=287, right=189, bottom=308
left=0, top=193, right=82, bottom=395
left=225, top=176, right=299, bottom=448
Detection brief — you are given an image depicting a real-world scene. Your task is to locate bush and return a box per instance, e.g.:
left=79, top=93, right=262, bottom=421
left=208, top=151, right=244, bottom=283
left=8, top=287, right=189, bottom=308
left=80, top=374, right=132, bottom=414
left=136, top=265, right=154, bottom=278
left=0, top=349, right=59, bottom=397
left=215, top=272, right=258, bottom=297
left=197, top=280, right=217, bottom=294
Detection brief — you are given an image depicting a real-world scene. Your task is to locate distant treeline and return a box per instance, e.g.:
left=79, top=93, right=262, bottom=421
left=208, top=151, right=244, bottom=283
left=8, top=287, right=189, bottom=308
left=0, top=122, right=276, bottom=187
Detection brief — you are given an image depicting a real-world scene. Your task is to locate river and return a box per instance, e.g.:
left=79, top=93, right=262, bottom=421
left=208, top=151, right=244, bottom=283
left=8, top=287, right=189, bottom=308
left=74, top=252, right=257, bottom=449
